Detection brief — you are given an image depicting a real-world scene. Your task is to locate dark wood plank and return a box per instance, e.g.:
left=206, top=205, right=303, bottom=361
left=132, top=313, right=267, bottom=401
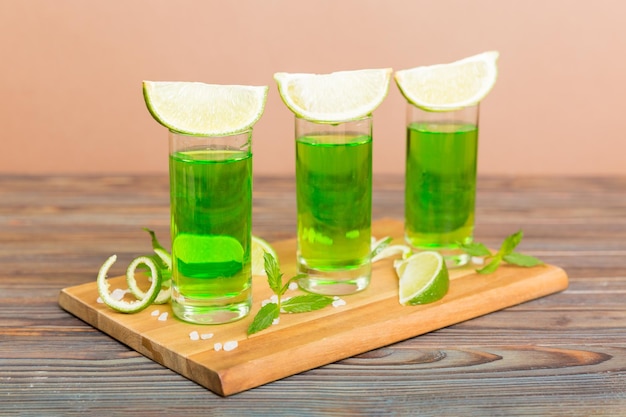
left=1, top=175, right=625, bottom=415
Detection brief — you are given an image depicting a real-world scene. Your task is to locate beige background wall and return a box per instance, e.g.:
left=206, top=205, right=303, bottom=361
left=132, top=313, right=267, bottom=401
left=1, top=0, right=624, bottom=176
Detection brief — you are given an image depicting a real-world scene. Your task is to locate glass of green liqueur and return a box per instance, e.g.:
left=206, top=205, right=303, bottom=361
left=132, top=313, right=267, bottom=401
left=295, top=116, right=373, bottom=295
left=404, top=104, right=479, bottom=267
left=169, top=130, right=253, bottom=324
left=274, top=68, right=391, bottom=295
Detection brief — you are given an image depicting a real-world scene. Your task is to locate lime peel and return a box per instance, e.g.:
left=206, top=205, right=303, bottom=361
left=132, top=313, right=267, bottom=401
left=126, top=254, right=171, bottom=305
left=97, top=255, right=164, bottom=313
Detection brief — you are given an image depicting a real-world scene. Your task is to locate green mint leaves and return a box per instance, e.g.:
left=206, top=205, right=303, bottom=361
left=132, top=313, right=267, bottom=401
left=460, top=230, right=543, bottom=274
left=247, top=252, right=334, bottom=336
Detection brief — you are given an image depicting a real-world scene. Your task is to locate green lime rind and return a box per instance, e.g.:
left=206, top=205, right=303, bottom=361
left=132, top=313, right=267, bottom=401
left=403, top=266, right=449, bottom=305
left=96, top=254, right=162, bottom=314
left=126, top=253, right=171, bottom=305
left=398, top=251, right=450, bottom=306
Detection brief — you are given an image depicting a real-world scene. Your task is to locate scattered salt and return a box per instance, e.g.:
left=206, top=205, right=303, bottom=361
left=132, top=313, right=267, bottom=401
left=223, top=341, right=238, bottom=352
left=288, top=282, right=299, bottom=291
left=200, top=333, right=214, bottom=340
left=472, top=256, right=485, bottom=265
left=189, top=331, right=199, bottom=341
left=270, top=294, right=279, bottom=303
left=111, top=289, right=126, bottom=301
left=158, top=312, right=168, bottom=321
left=151, top=310, right=160, bottom=317
left=214, top=343, right=223, bottom=352
left=261, top=299, right=271, bottom=307
left=332, top=298, right=347, bottom=308
left=96, top=297, right=103, bottom=304
left=272, top=317, right=280, bottom=325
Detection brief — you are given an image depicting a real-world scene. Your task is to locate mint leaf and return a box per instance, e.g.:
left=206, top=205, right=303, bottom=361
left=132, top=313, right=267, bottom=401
left=371, top=237, right=392, bottom=258
left=247, top=303, right=280, bottom=335
left=143, top=228, right=168, bottom=252
left=461, top=230, right=544, bottom=274
left=477, top=257, right=502, bottom=274
left=503, top=252, right=544, bottom=267
left=459, top=241, right=492, bottom=257
left=499, top=230, right=523, bottom=257
left=264, top=251, right=283, bottom=294
left=279, top=274, right=306, bottom=297
left=281, top=294, right=334, bottom=313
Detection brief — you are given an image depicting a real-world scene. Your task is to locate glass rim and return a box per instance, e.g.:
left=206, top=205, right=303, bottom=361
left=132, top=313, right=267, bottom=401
left=294, top=114, right=373, bottom=125
left=167, top=128, right=253, bottom=138
left=407, top=103, right=479, bottom=113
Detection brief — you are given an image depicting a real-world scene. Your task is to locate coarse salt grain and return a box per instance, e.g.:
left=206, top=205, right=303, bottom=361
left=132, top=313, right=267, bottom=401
left=472, top=256, right=485, bottom=265
left=288, top=282, right=299, bottom=291
left=158, top=312, right=168, bottom=321
left=223, top=341, right=238, bottom=351
left=151, top=310, right=160, bottom=317
left=96, top=297, right=103, bottom=304
left=332, top=298, right=347, bottom=308
left=200, top=333, right=214, bottom=340
left=214, top=343, right=223, bottom=352
left=189, top=331, right=199, bottom=341
left=272, top=317, right=280, bottom=325
left=111, top=289, right=126, bottom=301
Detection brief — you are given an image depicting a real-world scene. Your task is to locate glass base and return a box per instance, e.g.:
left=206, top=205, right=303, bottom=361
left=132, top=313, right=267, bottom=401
left=404, top=245, right=471, bottom=269
left=170, top=292, right=251, bottom=325
left=297, top=259, right=371, bottom=296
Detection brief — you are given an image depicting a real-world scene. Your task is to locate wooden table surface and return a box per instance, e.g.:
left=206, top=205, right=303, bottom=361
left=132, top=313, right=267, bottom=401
left=2, top=175, right=625, bottom=416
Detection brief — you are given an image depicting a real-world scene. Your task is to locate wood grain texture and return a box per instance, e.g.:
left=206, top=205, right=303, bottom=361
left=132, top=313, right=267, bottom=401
left=58, top=218, right=567, bottom=396
left=2, top=175, right=626, bottom=414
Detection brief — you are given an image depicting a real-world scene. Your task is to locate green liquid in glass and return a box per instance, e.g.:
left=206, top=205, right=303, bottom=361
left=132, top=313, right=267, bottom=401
left=405, top=122, right=478, bottom=250
left=169, top=150, right=252, bottom=304
left=296, top=134, right=372, bottom=272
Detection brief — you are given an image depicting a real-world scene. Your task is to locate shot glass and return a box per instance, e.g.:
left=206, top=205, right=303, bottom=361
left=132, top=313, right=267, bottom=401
left=404, top=104, right=479, bottom=267
left=169, top=130, right=252, bottom=324
left=295, top=116, right=373, bottom=295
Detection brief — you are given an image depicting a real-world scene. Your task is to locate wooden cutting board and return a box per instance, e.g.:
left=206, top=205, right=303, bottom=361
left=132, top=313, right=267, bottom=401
left=58, top=218, right=568, bottom=396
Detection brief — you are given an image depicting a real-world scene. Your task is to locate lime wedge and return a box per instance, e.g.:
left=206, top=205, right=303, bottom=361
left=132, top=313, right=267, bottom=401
left=274, top=68, right=392, bottom=122
left=252, top=235, right=278, bottom=276
left=395, top=51, right=499, bottom=111
left=143, top=81, right=268, bottom=135
left=397, top=251, right=449, bottom=305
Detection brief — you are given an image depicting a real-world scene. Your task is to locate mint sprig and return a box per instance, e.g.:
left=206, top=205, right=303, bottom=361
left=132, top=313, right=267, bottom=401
left=247, top=252, right=334, bottom=336
left=460, top=230, right=543, bottom=274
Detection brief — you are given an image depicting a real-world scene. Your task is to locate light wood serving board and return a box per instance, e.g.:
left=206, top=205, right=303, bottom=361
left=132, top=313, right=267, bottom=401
left=58, top=218, right=568, bottom=396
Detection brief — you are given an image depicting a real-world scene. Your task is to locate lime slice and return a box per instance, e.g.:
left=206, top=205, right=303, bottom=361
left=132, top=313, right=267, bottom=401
left=97, top=255, right=163, bottom=313
left=274, top=68, right=392, bottom=122
left=143, top=81, right=268, bottom=135
left=252, top=235, right=278, bottom=276
left=372, top=244, right=412, bottom=263
left=397, top=251, right=449, bottom=305
left=394, top=51, right=499, bottom=111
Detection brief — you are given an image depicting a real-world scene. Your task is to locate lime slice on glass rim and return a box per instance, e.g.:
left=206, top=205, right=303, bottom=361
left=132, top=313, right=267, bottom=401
left=397, top=251, right=449, bottom=306
left=143, top=81, right=269, bottom=135
left=394, top=51, right=499, bottom=111
left=274, top=68, right=392, bottom=122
